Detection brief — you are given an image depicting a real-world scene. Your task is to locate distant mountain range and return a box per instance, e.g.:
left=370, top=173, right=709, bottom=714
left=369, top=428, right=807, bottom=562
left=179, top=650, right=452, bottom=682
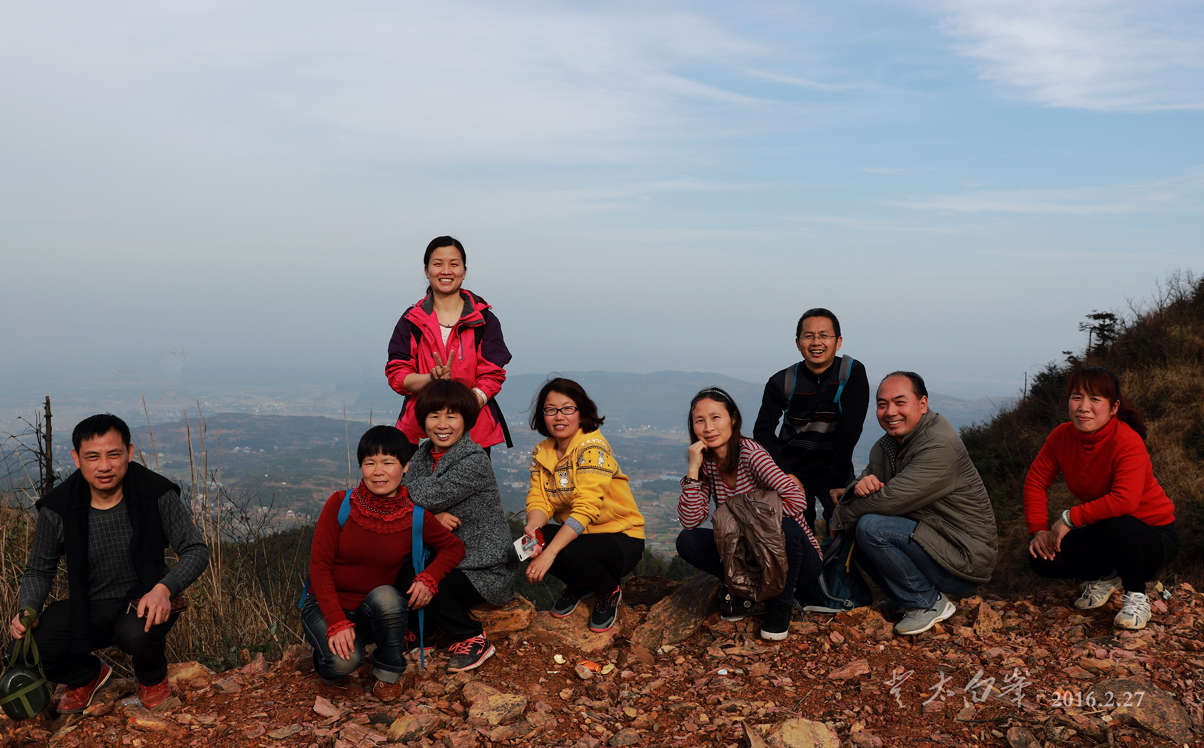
left=339, top=369, right=1013, bottom=463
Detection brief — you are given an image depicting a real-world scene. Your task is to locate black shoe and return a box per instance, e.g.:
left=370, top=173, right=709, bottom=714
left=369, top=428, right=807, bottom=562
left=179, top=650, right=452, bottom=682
left=589, top=585, right=622, bottom=632
left=551, top=583, right=591, bottom=618
left=759, top=602, right=792, bottom=641
left=721, top=586, right=765, bottom=622
left=405, top=627, right=437, bottom=654
left=446, top=634, right=495, bottom=672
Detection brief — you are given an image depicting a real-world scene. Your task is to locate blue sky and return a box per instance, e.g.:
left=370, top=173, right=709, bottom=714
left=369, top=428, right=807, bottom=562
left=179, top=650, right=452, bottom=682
left=2, top=0, right=1201, bottom=400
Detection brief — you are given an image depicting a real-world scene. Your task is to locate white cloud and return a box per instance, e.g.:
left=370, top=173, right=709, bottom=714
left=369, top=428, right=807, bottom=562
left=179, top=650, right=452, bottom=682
left=933, top=0, right=1204, bottom=111
left=0, top=1, right=781, bottom=168
left=888, top=172, right=1204, bottom=214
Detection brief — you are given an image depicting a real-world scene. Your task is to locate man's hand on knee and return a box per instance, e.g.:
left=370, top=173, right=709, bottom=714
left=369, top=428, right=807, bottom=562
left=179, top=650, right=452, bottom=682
left=136, top=584, right=173, bottom=632
left=854, top=475, right=884, bottom=498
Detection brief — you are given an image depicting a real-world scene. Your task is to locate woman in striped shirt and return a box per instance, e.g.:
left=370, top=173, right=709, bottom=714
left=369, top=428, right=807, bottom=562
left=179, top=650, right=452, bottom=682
left=676, top=387, right=822, bottom=641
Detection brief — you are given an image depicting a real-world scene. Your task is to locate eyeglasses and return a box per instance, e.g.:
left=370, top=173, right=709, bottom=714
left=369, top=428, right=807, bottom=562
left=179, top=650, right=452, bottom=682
left=799, top=334, right=835, bottom=342
left=542, top=406, right=579, bottom=416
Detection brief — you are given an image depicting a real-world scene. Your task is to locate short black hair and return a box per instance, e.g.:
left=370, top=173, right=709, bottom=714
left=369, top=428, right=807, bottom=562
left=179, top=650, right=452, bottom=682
left=796, top=308, right=841, bottom=339
left=529, top=377, right=605, bottom=437
left=413, top=379, right=481, bottom=431
left=357, top=425, right=414, bottom=466
left=72, top=414, right=131, bottom=451
left=881, top=371, right=928, bottom=399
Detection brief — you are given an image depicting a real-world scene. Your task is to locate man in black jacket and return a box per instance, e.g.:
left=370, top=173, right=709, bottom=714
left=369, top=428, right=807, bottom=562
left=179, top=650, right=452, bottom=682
left=754, top=308, right=870, bottom=534
left=8, top=414, right=210, bottom=713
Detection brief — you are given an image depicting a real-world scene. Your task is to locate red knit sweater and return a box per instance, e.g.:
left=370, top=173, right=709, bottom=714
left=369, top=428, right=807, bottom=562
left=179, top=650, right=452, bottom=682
left=1023, top=418, right=1175, bottom=534
left=309, top=483, right=465, bottom=629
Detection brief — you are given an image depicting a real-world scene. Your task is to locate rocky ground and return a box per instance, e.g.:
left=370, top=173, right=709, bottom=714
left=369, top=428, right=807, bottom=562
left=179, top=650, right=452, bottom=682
left=2, top=576, right=1202, bottom=748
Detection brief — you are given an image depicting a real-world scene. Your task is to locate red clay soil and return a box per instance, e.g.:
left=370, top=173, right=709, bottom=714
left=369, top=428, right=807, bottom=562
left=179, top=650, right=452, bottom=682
left=2, top=581, right=1203, bottom=748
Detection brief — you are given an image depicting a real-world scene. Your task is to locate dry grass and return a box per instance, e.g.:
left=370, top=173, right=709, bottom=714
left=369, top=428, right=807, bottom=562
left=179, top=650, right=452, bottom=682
left=967, top=271, right=1204, bottom=594
left=0, top=405, right=311, bottom=674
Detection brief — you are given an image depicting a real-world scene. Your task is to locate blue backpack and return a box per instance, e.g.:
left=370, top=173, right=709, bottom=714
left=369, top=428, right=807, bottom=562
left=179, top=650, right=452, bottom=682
left=299, top=491, right=432, bottom=668
left=796, top=532, right=872, bottom=613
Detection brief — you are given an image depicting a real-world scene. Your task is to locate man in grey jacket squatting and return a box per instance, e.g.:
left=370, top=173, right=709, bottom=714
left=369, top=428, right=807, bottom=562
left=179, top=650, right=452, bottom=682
left=828, top=371, right=997, bottom=635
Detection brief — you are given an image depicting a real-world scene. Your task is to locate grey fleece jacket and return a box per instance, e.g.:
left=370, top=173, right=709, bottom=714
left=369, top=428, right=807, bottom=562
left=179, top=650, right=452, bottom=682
left=829, top=411, right=998, bottom=584
left=405, top=436, right=517, bottom=607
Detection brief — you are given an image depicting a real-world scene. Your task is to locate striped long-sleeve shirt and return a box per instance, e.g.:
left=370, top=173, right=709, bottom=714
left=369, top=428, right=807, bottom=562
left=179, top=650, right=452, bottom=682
left=677, top=438, right=821, bottom=553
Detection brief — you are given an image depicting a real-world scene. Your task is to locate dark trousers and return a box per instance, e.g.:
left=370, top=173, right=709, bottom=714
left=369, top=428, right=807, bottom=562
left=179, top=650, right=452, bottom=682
left=802, top=485, right=837, bottom=535
left=1029, top=517, right=1179, bottom=594
left=300, top=586, right=409, bottom=684
left=675, top=515, right=822, bottom=608
left=24, top=598, right=179, bottom=688
left=544, top=525, right=644, bottom=596
left=398, top=567, right=485, bottom=642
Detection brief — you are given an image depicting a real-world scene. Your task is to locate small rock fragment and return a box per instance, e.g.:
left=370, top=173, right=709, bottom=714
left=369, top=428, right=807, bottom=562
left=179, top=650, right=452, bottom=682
left=267, top=724, right=303, bottom=740
left=827, top=659, right=870, bottom=681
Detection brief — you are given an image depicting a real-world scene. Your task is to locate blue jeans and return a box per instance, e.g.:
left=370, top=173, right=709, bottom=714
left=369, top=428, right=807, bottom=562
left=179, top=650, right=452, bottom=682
left=300, top=585, right=408, bottom=684
left=854, top=514, right=976, bottom=609
left=676, top=515, right=821, bottom=608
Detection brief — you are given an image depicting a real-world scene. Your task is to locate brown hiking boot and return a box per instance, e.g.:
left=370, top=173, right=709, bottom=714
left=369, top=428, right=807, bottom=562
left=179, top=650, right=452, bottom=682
left=58, top=661, right=112, bottom=713
left=371, top=678, right=405, bottom=703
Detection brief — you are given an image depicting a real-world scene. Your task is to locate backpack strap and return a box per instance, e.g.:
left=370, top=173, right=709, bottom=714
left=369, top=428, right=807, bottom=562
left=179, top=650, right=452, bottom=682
left=412, top=506, right=428, bottom=669
left=833, top=356, right=854, bottom=414
left=782, top=363, right=799, bottom=411
left=298, top=489, right=355, bottom=610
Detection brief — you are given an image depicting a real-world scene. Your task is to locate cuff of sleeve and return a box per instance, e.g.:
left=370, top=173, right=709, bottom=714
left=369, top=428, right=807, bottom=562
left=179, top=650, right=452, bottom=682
left=1068, top=506, right=1085, bottom=528
left=414, top=572, right=440, bottom=596
left=565, top=517, right=586, bottom=535
left=161, top=578, right=183, bottom=597
left=327, top=619, right=355, bottom=637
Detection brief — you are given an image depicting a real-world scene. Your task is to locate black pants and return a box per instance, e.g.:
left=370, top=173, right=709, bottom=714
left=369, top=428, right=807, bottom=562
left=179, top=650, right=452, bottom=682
left=544, top=525, right=644, bottom=596
left=802, top=485, right=837, bottom=535
left=20, top=598, right=180, bottom=688
left=398, top=567, right=484, bottom=642
left=1029, top=517, right=1179, bottom=594
left=676, top=515, right=822, bottom=608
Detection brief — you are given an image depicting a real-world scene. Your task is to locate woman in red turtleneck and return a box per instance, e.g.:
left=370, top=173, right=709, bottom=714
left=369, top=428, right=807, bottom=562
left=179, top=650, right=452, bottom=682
left=301, top=426, right=463, bottom=702
left=1025, top=367, right=1178, bottom=631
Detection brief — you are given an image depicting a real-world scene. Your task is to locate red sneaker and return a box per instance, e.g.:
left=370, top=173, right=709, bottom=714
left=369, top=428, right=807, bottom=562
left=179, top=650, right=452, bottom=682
left=57, top=661, right=112, bottom=713
left=140, top=678, right=172, bottom=709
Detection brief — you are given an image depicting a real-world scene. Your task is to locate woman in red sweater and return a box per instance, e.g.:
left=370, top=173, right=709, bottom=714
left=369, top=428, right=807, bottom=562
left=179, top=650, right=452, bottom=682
left=301, top=426, right=464, bottom=701
left=1026, top=367, right=1178, bottom=630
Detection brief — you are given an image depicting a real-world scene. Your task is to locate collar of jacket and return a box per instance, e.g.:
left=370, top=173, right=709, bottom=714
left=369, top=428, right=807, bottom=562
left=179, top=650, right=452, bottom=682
left=417, top=430, right=483, bottom=473
left=897, top=409, right=940, bottom=448
left=410, top=289, right=489, bottom=328
left=535, top=428, right=603, bottom=471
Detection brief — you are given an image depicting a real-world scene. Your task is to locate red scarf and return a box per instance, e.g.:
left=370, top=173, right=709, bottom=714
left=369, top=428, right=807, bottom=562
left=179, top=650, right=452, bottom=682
left=347, top=480, right=413, bottom=534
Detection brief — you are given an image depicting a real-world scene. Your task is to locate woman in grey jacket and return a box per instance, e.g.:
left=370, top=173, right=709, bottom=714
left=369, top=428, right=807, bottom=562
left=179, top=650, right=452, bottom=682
left=403, top=380, right=518, bottom=672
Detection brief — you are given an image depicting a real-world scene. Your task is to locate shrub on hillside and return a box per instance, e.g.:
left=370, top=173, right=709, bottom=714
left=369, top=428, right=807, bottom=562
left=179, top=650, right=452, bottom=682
left=967, top=272, right=1204, bottom=593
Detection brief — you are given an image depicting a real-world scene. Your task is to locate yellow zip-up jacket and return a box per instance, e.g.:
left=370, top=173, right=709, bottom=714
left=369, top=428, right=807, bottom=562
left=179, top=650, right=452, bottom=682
left=527, top=429, right=646, bottom=539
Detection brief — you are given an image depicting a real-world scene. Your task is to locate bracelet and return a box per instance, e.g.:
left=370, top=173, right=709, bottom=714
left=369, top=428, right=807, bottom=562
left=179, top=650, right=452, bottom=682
left=1060, top=509, right=1076, bottom=529
left=682, top=476, right=701, bottom=485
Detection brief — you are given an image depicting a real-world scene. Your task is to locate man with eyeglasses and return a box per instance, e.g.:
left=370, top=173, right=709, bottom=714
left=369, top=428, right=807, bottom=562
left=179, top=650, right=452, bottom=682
left=753, top=308, right=870, bottom=534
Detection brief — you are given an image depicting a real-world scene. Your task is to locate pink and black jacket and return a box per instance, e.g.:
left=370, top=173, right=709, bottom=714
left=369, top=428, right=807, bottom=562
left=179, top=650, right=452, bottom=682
left=386, top=289, right=512, bottom=449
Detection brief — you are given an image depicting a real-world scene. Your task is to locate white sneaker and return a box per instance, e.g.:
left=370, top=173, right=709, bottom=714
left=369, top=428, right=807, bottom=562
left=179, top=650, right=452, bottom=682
left=1075, top=576, right=1122, bottom=610
left=1114, top=592, right=1151, bottom=630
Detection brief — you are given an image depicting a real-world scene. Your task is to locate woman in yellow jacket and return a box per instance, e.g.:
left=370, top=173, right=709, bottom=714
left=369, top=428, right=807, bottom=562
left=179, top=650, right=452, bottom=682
left=523, top=378, right=645, bottom=632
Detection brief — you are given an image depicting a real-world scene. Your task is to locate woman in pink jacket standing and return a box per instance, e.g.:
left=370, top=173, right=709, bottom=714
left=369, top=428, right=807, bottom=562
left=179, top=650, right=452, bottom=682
left=387, top=236, right=513, bottom=453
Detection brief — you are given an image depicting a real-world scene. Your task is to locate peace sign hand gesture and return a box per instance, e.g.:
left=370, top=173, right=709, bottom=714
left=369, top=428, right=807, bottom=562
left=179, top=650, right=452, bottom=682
left=429, top=351, right=452, bottom=381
